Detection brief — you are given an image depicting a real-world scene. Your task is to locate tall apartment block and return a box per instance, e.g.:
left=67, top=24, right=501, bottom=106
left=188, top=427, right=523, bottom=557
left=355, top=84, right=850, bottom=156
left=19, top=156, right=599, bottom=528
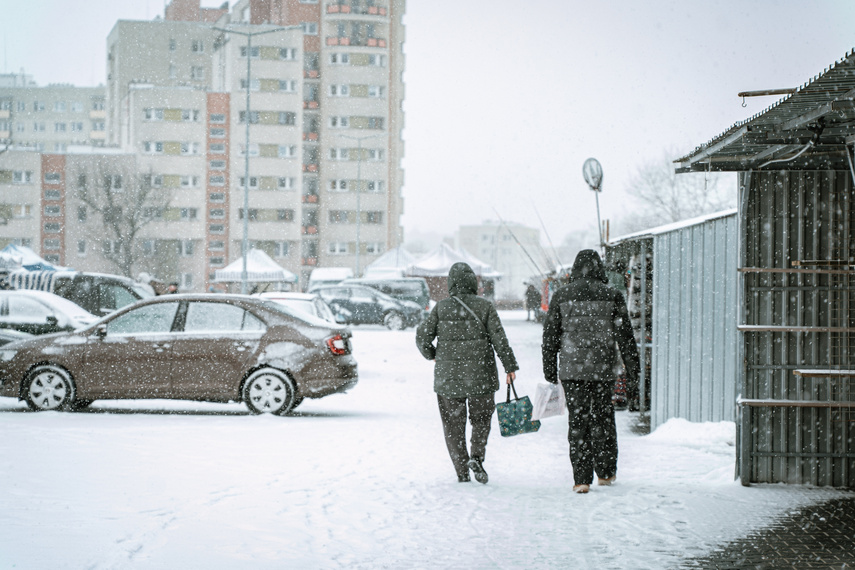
left=101, top=0, right=405, bottom=289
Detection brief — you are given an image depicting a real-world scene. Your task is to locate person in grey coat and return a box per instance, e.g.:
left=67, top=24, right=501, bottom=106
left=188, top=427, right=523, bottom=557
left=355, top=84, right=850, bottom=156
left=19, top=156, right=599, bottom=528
left=542, top=249, right=639, bottom=494
left=416, top=262, right=519, bottom=484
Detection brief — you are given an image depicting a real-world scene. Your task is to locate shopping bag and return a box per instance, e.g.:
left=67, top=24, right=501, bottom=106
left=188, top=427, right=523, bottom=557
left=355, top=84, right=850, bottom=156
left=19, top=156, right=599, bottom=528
left=496, top=382, right=541, bottom=437
left=531, top=381, right=566, bottom=421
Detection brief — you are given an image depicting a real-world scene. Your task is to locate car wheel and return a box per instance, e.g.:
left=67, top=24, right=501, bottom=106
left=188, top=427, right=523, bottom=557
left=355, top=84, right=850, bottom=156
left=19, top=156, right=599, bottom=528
left=24, top=364, right=76, bottom=412
left=384, top=311, right=405, bottom=330
left=242, top=368, right=296, bottom=415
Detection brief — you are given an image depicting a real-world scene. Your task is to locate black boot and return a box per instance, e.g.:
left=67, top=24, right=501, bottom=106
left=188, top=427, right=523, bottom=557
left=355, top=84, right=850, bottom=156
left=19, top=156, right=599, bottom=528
left=467, top=458, right=488, bottom=484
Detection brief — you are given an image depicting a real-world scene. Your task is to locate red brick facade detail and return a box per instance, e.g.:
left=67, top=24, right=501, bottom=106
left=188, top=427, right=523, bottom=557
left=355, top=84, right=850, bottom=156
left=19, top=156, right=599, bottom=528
left=40, top=154, right=66, bottom=267
left=206, top=92, right=231, bottom=291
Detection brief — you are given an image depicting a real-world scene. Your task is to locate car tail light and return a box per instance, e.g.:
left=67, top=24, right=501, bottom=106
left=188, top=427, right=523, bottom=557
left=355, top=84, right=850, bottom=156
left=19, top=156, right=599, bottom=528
left=326, top=334, right=348, bottom=355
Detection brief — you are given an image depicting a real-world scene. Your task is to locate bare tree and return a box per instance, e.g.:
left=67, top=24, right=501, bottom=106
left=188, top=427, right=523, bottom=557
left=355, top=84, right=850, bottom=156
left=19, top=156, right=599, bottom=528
left=73, top=160, right=171, bottom=278
left=620, top=150, right=736, bottom=233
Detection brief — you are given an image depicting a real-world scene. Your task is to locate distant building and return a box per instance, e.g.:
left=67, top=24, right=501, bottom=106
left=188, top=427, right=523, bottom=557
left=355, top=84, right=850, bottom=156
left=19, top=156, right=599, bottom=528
left=0, top=0, right=406, bottom=291
left=455, top=221, right=548, bottom=300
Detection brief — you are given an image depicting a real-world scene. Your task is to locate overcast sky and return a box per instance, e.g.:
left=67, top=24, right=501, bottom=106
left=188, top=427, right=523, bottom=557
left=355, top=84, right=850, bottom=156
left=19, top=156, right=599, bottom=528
left=3, top=1, right=855, bottom=245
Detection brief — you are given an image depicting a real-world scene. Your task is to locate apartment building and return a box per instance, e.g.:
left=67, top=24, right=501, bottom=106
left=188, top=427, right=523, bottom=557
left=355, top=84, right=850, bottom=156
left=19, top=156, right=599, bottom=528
left=0, top=84, right=107, bottom=152
left=102, top=0, right=405, bottom=288
left=456, top=222, right=548, bottom=301
left=0, top=149, right=41, bottom=251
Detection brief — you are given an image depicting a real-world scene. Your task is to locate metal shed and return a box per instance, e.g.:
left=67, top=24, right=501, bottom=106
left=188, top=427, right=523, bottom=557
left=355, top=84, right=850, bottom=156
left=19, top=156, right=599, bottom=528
left=607, top=210, right=739, bottom=430
left=677, top=49, right=855, bottom=487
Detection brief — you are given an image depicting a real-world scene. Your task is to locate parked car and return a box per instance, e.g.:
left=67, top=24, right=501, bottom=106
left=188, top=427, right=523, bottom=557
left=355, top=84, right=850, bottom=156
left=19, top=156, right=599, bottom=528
left=255, top=292, right=337, bottom=323
left=0, top=290, right=99, bottom=335
left=0, top=294, right=358, bottom=415
left=340, top=277, right=431, bottom=314
left=0, top=329, right=33, bottom=346
left=314, top=284, right=423, bottom=330
left=2, top=270, right=154, bottom=316
left=307, top=267, right=354, bottom=292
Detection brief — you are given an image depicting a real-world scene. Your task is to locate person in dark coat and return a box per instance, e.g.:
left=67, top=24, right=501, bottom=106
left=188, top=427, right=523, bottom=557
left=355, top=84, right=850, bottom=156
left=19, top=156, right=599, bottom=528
left=416, top=262, right=519, bottom=484
left=525, top=284, right=542, bottom=321
left=541, top=249, right=639, bottom=494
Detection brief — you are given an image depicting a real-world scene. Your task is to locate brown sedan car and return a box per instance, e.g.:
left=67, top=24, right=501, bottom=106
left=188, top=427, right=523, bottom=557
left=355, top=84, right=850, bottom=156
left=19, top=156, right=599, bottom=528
left=0, top=294, right=358, bottom=415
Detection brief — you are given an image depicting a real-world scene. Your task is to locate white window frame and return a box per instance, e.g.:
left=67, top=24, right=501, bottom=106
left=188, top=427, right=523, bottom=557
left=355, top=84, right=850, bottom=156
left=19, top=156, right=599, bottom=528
left=277, top=177, right=295, bottom=190
left=329, top=84, right=349, bottom=97
left=301, top=22, right=318, bottom=35
left=278, top=145, right=296, bottom=158
left=328, top=241, right=348, bottom=255
left=329, top=179, right=348, bottom=192
left=329, top=116, right=349, bottom=128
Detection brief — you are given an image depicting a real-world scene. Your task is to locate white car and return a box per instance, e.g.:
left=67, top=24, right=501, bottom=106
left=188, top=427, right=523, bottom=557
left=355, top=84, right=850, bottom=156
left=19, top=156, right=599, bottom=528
left=255, top=292, right=338, bottom=323
left=0, top=290, right=99, bottom=335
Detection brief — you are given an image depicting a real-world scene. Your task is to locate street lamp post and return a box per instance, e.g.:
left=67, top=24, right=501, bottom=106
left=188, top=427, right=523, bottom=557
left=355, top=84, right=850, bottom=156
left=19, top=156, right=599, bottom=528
left=211, top=24, right=302, bottom=294
left=337, top=133, right=382, bottom=277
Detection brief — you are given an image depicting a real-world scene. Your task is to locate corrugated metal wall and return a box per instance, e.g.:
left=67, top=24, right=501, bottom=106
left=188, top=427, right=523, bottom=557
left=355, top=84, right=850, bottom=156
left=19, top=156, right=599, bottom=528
left=651, top=214, right=739, bottom=429
left=739, top=170, right=854, bottom=487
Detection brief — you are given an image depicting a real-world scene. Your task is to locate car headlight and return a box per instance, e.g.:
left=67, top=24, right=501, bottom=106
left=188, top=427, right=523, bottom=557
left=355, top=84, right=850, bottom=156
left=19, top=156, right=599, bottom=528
left=0, top=349, right=17, bottom=362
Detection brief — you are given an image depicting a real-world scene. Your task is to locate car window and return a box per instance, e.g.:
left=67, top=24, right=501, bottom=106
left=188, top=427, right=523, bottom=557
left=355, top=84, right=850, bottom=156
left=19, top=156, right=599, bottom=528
left=107, top=302, right=179, bottom=334
left=318, top=288, right=348, bottom=301
left=350, top=288, right=375, bottom=303
left=7, top=296, right=53, bottom=322
left=183, top=301, right=265, bottom=332
left=105, top=285, right=139, bottom=310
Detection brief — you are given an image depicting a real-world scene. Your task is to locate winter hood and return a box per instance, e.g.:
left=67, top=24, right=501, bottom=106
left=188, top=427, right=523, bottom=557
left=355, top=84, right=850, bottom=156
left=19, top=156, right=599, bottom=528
left=447, top=262, right=478, bottom=296
left=570, top=249, right=608, bottom=283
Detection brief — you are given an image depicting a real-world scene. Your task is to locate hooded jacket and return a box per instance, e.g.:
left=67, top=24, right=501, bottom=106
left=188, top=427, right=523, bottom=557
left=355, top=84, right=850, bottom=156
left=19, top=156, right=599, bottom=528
left=542, top=250, right=639, bottom=383
left=416, top=262, right=518, bottom=398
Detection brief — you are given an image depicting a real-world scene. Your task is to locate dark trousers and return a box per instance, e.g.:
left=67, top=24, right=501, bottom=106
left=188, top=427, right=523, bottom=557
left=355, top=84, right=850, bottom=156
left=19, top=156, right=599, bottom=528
left=562, top=380, right=617, bottom=485
left=437, top=393, right=495, bottom=480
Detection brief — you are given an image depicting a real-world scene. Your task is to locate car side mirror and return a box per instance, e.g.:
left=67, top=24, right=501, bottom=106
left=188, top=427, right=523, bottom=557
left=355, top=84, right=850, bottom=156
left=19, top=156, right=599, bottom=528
left=95, top=324, right=107, bottom=339
left=46, top=315, right=58, bottom=326
left=334, top=314, right=347, bottom=324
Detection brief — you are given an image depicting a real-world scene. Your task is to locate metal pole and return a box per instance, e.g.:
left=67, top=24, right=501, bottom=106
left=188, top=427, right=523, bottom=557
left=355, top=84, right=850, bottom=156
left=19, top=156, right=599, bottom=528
left=242, top=33, right=251, bottom=294
left=594, top=191, right=604, bottom=251
left=639, top=240, right=647, bottom=418
left=355, top=138, right=362, bottom=276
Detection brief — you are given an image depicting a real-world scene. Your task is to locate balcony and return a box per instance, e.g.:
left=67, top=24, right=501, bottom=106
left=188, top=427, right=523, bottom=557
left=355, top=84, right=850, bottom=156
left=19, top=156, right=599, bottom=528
left=303, top=132, right=319, bottom=141
left=303, top=163, right=319, bottom=173
left=302, top=194, right=319, bottom=204
left=325, top=36, right=386, bottom=48
left=301, top=225, right=318, bottom=235
left=304, top=70, right=319, bottom=79
left=326, top=3, right=387, bottom=16
left=301, top=256, right=318, bottom=266
left=303, top=100, right=320, bottom=110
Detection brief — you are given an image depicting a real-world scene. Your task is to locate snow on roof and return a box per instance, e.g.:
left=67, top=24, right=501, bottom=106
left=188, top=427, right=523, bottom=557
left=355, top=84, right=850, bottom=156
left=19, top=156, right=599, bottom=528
left=407, top=243, right=501, bottom=278
left=365, top=246, right=417, bottom=271
left=607, top=208, right=738, bottom=246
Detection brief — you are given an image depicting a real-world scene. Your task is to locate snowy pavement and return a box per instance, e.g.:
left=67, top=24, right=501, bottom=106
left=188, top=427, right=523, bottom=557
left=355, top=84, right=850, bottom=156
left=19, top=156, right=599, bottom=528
left=0, top=311, right=847, bottom=569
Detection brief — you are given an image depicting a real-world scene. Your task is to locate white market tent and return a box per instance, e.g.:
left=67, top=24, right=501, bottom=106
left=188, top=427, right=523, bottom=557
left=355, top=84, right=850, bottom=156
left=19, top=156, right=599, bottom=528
left=214, top=249, right=298, bottom=284
left=407, top=243, right=499, bottom=277
left=364, top=246, right=417, bottom=278
left=0, top=244, right=68, bottom=271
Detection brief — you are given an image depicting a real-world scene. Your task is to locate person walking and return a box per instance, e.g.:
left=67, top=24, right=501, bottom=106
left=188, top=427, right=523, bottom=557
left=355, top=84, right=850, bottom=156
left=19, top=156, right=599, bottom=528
left=417, top=262, right=519, bottom=484
left=541, top=249, right=639, bottom=494
left=525, top=283, right=542, bottom=321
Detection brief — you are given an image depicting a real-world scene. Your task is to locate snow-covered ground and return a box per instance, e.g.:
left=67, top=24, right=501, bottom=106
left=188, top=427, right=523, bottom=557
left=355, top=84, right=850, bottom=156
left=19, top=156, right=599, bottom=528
left=0, top=311, right=847, bottom=569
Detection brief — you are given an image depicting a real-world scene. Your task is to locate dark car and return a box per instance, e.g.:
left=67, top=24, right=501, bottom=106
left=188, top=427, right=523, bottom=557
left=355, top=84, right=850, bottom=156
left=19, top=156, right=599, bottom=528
left=3, top=270, right=154, bottom=317
left=0, top=294, right=358, bottom=415
left=0, top=290, right=99, bottom=335
left=314, top=284, right=422, bottom=330
left=340, top=277, right=431, bottom=314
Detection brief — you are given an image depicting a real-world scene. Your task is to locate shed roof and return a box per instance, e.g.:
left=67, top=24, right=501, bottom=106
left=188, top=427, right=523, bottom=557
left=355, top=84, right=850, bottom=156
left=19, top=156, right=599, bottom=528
left=607, top=208, right=738, bottom=246
left=677, top=48, right=855, bottom=173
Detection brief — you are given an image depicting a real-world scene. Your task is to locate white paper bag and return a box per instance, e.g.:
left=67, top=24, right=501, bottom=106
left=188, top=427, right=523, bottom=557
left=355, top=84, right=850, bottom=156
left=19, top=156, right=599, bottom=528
left=531, top=382, right=565, bottom=421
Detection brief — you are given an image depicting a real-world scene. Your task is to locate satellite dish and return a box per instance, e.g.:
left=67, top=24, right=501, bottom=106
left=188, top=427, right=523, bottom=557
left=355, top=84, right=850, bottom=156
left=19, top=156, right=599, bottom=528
left=582, top=158, right=603, bottom=192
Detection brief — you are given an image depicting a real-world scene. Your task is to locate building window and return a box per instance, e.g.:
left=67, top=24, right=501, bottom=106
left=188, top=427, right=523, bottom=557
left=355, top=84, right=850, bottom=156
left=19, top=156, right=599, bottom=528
left=145, top=108, right=164, bottom=121
left=365, top=242, right=383, bottom=254
left=44, top=172, right=61, bottom=183
left=237, top=111, right=258, bottom=124
left=43, top=239, right=61, bottom=251
left=209, top=257, right=225, bottom=266
left=366, top=180, right=384, bottom=193
left=209, top=208, right=225, bottom=219
left=77, top=206, right=87, bottom=222
left=13, top=171, right=33, bottom=184
left=180, top=208, right=198, bottom=220
left=209, top=159, right=226, bottom=170
left=330, top=53, right=349, bottom=65
left=328, top=242, right=348, bottom=255
left=44, top=205, right=61, bottom=217
left=71, top=102, right=84, bottom=113
left=209, top=240, right=225, bottom=251
left=368, top=149, right=384, bottom=161
left=329, top=148, right=348, bottom=161
left=329, top=210, right=349, bottom=224
left=329, top=84, right=349, bottom=97
left=44, top=223, right=62, bottom=233
left=277, top=177, right=295, bottom=190
left=365, top=211, right=383, bottom=224
left=301, top=22, right=318, bottom=35
left=239, top=176, right=258, bottom=189
left=209, top=143, right=226, bottom=154
left=330, top=179, right=347, bottom=192
left=91, top=121, right=105, bottom=131
left=210, top=113, right=226, bottom=124
left=240, top=78, right=261, bottom=91
left=92, top=99, right=105, bottom=111
left=209, top=192, right=225, bottom=203
left=177, top=240, right=194, bottom=256
left=70, top=122, right=84, bottom=132
left=169, top=64, right=177, bottom=79
left=209, top=224, right=225, bottom=234
left=279, top=112, right=296, bottom=125
left=368, top=117, right=384, bottom=130
left=181, top=273, right=193, bottom=289
left=180, top=142, right=199, bottom=155
left=279, top=48, right=297, bottom=60
left=44, top=189, right=61, bottom=200
left=54, top=101, right=66, bottom=112
left=238, top=208, right=259, bottom=221
left=144, top=141, right=164, bottom=154
left=191, top=66, right=205, bottom=80
left=329, top=116, right=349, bottom=128
left=105, top=175, right=123, bottom=191
left=103, top=240, right=122, bottom=255
left=181, top=175, right=199, bottom=188
left=277, top=209, right=294, bottom=222
left=77, top=240, right=86, bottom=256
left=142, top=240, right=155, bottom=256
left=368, top=54, right=386, bottom=67
left=239, top=144, right=259, bottom=157
left=54, top=122, right=66, bottom=132
left=368, top=85, right=385, bottom=99
left=209, top=175, right=225, bottom=186
left=169, top=38, right=176, bottom=51
left=279, top=79, right=297, bottom=92
left=33, top=122, right=45, bottom=132
left=181, top=109, right=200, bottom=122
left=192, top=40, right=204, bottom=53
left=239, top=46, right=260, bottom=58
left=278, top=145, right=296, bottom=158
left=33, top=101, right=44, bottom=112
